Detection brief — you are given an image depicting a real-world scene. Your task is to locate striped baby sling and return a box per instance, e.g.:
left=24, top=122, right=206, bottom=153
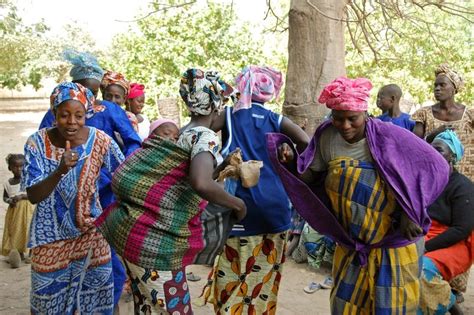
left=97, top=136, right=232, bottom=270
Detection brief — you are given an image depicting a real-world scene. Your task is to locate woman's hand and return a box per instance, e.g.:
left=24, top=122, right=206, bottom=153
left=278, top=143, right=295, bottom=164
left=26, top=141, right=79, bottom=204
left=224, top=148, right=241, bottom=166
left=191, top=151, right=247, bottom=220
left=231, top=197, right=247, bottom=222
left=213, top=148, right=242, bottom=180
left=58, top=141, right=79, bottom=174
left=400, top=211, right=423, bottom=241
left=426, top=124, right=455, bottom=143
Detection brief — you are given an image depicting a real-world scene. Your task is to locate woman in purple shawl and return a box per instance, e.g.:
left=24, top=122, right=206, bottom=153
left=268, top=77, right=450, bottom=314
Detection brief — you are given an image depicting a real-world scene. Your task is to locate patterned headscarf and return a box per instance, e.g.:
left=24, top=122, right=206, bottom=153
left=234, top=65, right=283, bottom=112
left=434, top=129, right=464, bottom=164
left=318, top=77, right=372, bottom=112
left=63, top=49, right=104, bottom=82
left=127, top=83, right=145, bottom=99
left=179, top=68, right=233, bottom=116
left=435, top=64, right=464, bottom=93
left=50, top=82, right=95, bottom=112
left=100, top=70, right=130, bottom=96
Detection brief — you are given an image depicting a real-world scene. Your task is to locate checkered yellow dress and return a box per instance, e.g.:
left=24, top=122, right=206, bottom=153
left=326, top=158, right=423, bottom=314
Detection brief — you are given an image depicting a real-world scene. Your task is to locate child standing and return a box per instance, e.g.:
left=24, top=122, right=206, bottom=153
left=376, top=84, right=416, bottom=131
left=2, top=154, right=34, bottom=268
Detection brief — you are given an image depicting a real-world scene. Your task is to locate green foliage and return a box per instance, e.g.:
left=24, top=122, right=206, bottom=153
left=102, top=1, right=275, bottom=120
left=0, top=1, right=49, bottom=89
left=0, top=1, right=101, bottom=90
left=260, top=0, right=472, bottom=113
left=2, top=0, right=470, bottom=121
left=345, top=2, right=473, bottom=113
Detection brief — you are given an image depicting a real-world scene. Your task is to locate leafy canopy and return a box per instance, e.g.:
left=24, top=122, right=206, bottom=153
left=102, top=1, right=272, bottom=119
left=344, top=1, right=473, bottom=111
left=0, top=0, right=49, bottom=89
left=0, top=1, right=102, bottom=89
left=1, top=0, right=471, bottom=116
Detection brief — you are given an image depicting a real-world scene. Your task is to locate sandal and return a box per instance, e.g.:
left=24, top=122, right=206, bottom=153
left=304, top=282, right=321, bottom=294
left=320, top=277, right=333, bottom=289
left=186, top=272, right=201, bottom=282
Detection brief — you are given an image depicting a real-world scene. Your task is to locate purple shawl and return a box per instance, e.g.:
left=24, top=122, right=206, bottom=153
left=266, top=119, right=449, bottom=264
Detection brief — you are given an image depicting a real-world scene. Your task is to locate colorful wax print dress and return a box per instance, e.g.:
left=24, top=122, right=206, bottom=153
left=203, top=104, right=290, bottom=314
left=22, top=127, right=124, bottom=315
left=97, top=126, right=220, bottom=314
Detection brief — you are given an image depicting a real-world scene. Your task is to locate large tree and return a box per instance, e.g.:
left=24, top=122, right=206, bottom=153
left=104, top=0, right=472, bottom=127
left=2, top=0, right=471, bottom=119
left=284, top=0, right=348, bottom=134
left=283, top=0, right=473, bottom=134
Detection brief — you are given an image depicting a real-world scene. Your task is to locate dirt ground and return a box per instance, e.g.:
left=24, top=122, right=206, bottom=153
left=0, top=111, right=472, bottom=314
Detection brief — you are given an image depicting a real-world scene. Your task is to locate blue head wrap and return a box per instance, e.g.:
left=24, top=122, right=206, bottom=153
left=63, top=49, right=104, bottom=82
left=50, top=82, right=95, bottom=113
left=434, top=129, right=464, bottom=164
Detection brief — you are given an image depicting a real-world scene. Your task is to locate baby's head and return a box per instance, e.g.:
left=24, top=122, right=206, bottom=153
left=149, top=119, right=179, bottom=142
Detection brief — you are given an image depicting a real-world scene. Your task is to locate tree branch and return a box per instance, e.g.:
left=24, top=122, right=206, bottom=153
left=343, top=0, right=473, bottom=64
left=348, top=2, right=379, bottom=61
left=115, top=1, right=196, bottom=22
left=410, top=0, right=474, bottom=23
left=263, top=0, right=289, bottom=32
left=306, top=0, right=357, bottom=22
left=346, top=15, right=363, bottom=55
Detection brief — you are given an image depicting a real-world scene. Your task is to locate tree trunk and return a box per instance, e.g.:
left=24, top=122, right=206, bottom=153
left=284, top=0, right=348, bottom=135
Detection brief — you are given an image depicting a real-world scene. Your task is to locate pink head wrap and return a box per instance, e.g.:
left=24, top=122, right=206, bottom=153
left=127, top=83, right=145, bottom=99
left=234, top=65, right=283, bottom=112
left=318, top=77, right=372, bottom=112
left=149, top=118, right=179, bottom=136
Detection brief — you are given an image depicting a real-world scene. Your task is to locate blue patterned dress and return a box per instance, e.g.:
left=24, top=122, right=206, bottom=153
left=22, top=127, right=124, bottom=315
left=39, top=101, right=140, bottom=305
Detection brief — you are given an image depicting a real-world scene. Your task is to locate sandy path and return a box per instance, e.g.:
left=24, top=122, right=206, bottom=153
left=0, top=111, right=472, bottom=314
